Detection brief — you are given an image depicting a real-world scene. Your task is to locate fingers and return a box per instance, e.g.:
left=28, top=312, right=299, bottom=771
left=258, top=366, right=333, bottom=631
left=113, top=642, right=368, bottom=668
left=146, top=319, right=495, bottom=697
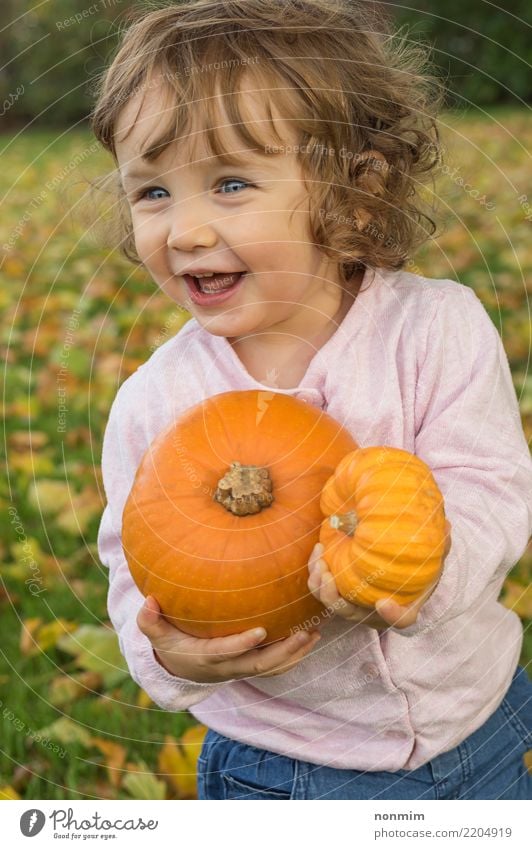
left=138, top=597, right=271, bottom=657
left=245, top=629, right=322, bottom=678
left=375, top=597, right=416, bottom=628
left=136, top=598, right=323, bottom=682
left=308, top=545, right=381, bottom=626
left=308, top=542, right=336, bottom=602
left=374, top=584, right=434, bottom=629
left=203, top=627, right=270, bottom=661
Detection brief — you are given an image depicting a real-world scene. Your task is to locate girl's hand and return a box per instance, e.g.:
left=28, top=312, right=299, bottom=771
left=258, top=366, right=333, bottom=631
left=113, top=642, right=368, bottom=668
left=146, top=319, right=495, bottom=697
left=307, top=520, right=452, bottom=631
left=136, top=596, right=322, bottom=683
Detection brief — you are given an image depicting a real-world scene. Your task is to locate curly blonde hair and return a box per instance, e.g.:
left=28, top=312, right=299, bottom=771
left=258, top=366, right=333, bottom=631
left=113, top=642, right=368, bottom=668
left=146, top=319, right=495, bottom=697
left=88, top=0, right=443, bottom=289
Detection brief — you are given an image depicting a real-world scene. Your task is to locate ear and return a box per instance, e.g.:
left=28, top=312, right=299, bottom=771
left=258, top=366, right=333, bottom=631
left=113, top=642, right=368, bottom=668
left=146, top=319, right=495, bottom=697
left=351, top=150, right=389, bottom=230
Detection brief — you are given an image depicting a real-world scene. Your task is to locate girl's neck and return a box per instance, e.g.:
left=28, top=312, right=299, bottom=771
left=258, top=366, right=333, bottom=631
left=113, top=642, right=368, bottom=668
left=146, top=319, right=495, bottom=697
left=229, top=271, right=362, bottom=389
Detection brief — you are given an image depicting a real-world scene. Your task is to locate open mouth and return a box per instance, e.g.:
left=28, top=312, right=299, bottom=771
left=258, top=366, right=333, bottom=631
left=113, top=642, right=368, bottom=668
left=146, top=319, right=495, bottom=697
left=190, top=272, right=245, bottom=293
left=183, top=271, right=247, bottom=305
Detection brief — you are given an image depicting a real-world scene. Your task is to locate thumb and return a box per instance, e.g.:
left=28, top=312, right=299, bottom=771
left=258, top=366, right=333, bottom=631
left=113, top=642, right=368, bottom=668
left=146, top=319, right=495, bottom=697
left=375, top=597, right=417, bottom=628
left=136, top=595, right=169, bottom=640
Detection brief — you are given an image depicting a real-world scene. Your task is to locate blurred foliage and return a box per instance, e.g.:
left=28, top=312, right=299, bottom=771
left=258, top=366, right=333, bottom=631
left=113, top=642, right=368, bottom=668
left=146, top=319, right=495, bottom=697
left=0, top=107, right=531, bottom=797
left=394, top=1, right=532, bottom=107
left=0, top=0, right=134, bottom=127
left=0, top=1, right=530, bottom=129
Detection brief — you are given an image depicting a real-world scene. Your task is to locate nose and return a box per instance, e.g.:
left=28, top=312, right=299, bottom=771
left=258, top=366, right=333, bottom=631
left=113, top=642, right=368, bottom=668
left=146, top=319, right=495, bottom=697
left=166, top=196, right=218, bottom=253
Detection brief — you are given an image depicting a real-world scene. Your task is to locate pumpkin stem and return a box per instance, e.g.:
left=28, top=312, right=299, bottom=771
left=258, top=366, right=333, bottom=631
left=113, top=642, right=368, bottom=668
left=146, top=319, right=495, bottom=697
left=330, top=511, right=358, bottom=537
left=214, top=462, right=274, bottom=516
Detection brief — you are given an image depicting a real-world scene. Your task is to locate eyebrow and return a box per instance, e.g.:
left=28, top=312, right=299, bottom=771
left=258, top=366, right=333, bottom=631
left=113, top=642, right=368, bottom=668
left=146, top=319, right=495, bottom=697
left=121, top=149, right=273, bottom=183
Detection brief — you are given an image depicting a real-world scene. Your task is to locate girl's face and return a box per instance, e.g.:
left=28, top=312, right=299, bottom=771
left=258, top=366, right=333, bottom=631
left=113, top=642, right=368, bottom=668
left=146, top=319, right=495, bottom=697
left=115, top=75, right=353, bottom=344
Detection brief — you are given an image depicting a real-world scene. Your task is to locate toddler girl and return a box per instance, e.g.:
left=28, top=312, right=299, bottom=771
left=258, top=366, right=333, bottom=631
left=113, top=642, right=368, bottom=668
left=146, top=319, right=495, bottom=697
left=94, top=0, right=532, bottom=799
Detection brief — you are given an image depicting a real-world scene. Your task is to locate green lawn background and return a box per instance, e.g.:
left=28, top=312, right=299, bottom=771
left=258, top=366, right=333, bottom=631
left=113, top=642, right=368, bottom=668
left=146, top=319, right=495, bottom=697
left=1, top=109, right=531, bottom=799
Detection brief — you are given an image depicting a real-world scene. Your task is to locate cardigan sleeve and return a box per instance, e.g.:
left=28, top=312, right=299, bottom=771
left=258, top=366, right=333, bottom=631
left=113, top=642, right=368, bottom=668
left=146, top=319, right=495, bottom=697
left=97, top=370, right=227, bottom=709
left=394, top=286, right=532, bottom=637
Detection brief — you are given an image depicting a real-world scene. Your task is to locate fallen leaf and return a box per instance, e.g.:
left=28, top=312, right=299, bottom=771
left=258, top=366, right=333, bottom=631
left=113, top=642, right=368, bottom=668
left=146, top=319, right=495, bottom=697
left=20, top=618, right=78, bottom=656
left=9, top=451, right=55, bottom=477
left=19, top=618, right=43, bottom=656
left=48, top=671, right=102, bottom=707
left=28, top=479, right=72, bottom=515
left=501, top=580, right=532, bottom=620
left=35, top=716, right=93, bottom=748
left=0, top=786, right=20, bottom=800
left=57, top=625, right=129, bottom=687
left=35, top=619, right=78, bottom=653
left=4, top=395, right=41, bottom=419
left=122, top=762, right=166, bottom=800
left=64, top=426, right=92, bottom=448
left=10, top=537, right=51, bottom=569
left=54, top=487, right=103, bottom=535
left=9, top=430, right=49, bottom=451
left=158, top=725, right=208, bottom=799
left=136, top=689, right=153, bottom=708
left=91, top=738, right=127, bottom=788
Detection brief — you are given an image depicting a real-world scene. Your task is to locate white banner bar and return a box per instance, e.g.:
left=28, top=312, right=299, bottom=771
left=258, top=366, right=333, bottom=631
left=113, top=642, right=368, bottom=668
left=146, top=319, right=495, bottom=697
left=3, top=799, right=529, bottom=848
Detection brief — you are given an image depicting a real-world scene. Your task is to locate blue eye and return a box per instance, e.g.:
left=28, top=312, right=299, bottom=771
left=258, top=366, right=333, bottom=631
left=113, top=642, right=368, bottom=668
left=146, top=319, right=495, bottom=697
left=217, top=178, right=250, bottom=194
left=135, top=179, right=251, bottom=201
left=140, top=186, right=169, bottom=201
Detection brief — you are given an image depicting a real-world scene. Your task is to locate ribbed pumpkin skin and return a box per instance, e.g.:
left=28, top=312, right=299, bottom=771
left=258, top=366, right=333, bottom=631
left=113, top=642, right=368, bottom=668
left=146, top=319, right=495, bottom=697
left=319, top=446, right=446, bottom=607
left=122, top=390, right=358, bottom=643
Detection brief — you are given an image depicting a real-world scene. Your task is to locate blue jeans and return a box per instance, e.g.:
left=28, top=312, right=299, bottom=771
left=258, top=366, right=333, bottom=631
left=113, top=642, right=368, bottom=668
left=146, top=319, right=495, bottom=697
left=197, top=665, right=532, bottom=799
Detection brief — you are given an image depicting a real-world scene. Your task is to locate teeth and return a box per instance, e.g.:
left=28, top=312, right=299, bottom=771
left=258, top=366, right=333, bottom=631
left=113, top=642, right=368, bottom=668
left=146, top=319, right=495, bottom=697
left=195, top=272, right=214, bottom=278
left=195, top=271, right=243, bottom=294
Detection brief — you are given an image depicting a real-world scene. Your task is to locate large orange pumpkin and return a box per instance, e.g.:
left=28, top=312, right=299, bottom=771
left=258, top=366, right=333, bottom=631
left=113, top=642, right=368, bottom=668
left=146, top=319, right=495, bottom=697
left=319, top=446, right=447, bottom=607
left=122, top=390, right=358, bottom=643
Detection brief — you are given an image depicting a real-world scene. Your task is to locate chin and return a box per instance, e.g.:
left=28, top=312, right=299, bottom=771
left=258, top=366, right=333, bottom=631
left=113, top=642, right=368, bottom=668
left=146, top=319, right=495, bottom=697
left=193, top=314, right=245, bottom=336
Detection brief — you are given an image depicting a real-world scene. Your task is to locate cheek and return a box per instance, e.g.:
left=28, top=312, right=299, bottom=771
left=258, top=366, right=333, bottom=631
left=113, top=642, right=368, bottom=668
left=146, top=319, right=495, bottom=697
left=132, top=217, right=165, bottom=264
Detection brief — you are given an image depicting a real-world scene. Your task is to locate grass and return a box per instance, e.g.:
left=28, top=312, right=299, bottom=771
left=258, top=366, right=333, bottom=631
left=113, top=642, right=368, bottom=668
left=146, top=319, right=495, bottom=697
left=1, top=111, right=530, bottom=798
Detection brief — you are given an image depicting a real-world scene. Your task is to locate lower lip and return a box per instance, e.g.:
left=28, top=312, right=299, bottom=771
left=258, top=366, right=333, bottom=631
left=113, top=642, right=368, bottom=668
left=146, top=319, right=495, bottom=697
left=184, top=273, right=246, bottom=306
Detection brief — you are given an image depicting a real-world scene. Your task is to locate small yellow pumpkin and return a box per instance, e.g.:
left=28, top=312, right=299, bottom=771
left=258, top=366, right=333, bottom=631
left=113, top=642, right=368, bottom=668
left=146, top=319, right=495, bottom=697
left=319, top=446, right=447, bottom=607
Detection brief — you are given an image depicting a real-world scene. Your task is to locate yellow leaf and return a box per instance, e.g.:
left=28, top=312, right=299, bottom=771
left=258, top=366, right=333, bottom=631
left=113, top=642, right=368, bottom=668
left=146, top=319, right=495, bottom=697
left=54, top=488, right=103, bottom=535
left=525, top=750, right=532, bottom=774
left=136, top=689, right=153, bottom=708
left=91, top=738, right=127, bottom=788
left=501, top=581, right=532, bottom=620
left=180, top=723, right=209, bottom=756
left=0, top=786, right=20, bottom=800
left=48, top=672, right=102, bottom=707
left=1, top=257, right=26, bottom=277
left=122, top=762, right=166, bottom=800
left=57, top=625, right=129, bottom=687
left=35, top=619, right=78, bottom=653
left=49, top=675, right=84, bottom=707
left=10, top=536, right=41, bottom=564
left=36, top=717, right=93, bottom=748
left=9, top=431, right=49, bottom=451
left=158, top=725, right=208, bottom=799
left=20, top=618, right=43, bottom=656
left=6, top=536, right=64, bottom=585
left=5, top=395, right=41, bottom=419
left=28, top=480, right=72, bottom=515
left=10, top=452, right=55, bottom=477
left=20, top=618, right=77, bottom=656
